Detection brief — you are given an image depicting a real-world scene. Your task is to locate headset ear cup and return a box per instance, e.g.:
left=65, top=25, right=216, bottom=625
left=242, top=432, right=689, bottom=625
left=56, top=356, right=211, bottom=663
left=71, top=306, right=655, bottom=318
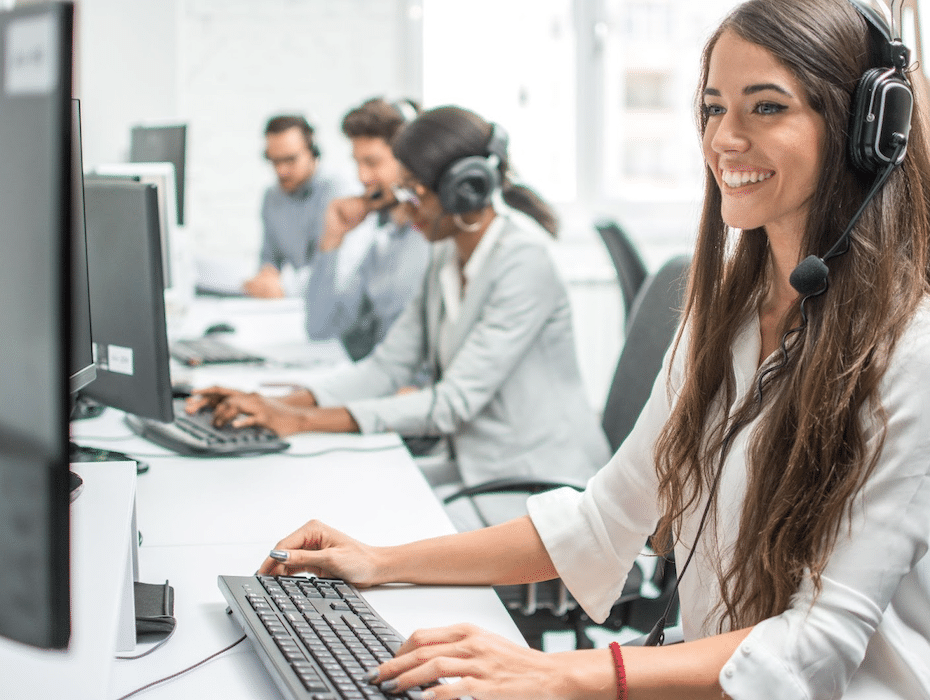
left=849, top=68, right=884, bottom=173
left=849, top=67, right=913, bottom=173
left=437, top=156, right=500, bottom=214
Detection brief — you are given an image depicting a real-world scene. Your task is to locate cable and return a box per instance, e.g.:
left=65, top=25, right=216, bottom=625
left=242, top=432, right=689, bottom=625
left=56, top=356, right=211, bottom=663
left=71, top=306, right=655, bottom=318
left=280, top=442, right=407, bottom=459
left=115, top=624, right=177, bottom=661
left=113, top=634, right=247, bottom=700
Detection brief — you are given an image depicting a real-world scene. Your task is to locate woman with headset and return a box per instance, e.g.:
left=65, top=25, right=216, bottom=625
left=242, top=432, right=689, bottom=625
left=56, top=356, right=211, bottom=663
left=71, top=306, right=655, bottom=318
left=189, top=105, right=611, bottom=528
left=251, top=0, right=930, bottom=697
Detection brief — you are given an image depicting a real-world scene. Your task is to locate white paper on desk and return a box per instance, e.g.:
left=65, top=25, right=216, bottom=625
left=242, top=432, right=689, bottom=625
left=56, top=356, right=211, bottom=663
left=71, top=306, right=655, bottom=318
left=194, top=255, right=252, bottom=295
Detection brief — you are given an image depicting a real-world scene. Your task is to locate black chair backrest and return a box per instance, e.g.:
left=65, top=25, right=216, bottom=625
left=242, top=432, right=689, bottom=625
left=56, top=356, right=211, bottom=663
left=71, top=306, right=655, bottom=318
left=601, top=254, right=690, bottom=453
left=594, top=219, right=649, bottom=322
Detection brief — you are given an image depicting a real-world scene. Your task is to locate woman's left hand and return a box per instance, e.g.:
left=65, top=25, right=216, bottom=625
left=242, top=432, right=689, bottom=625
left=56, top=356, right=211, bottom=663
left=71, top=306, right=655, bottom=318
left=370, top=624, right=590, bottom=700
left=187, top=386, right=309, bottom=436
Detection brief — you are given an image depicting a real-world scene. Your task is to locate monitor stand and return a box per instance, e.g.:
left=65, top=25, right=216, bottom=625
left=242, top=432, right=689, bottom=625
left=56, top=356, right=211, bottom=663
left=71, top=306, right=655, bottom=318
left=0, top=462, right=138, bottom=694
left=69, top=441, right=150, bottom=474
left=70, top=393, right=105, bottom=421
left=69, top=470, right=84, bottom=501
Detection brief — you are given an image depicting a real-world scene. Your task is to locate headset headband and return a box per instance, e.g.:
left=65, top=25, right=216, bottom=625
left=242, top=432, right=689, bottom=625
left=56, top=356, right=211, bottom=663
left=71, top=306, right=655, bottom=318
left=847, top=0, right=910, bottom=68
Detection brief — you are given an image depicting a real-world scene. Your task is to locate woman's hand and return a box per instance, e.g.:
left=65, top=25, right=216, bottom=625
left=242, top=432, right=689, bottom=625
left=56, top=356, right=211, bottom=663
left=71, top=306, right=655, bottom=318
left=257, top=519, right=386, bottom=587
left=370, top=624, right=595, bottom=700
left=185, top=386, right=309, bottom=436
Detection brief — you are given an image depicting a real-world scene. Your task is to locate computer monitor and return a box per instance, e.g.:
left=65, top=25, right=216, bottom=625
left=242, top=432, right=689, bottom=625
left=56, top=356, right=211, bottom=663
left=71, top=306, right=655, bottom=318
left=71, top=99, right=97, bottom=395
left=81, top=177, right=175, bottom=424
left=92, top=162, right=178, bottom=290
left=129, top=123, right=187, bottom=226
left=0, top=1, right=74, bottom=650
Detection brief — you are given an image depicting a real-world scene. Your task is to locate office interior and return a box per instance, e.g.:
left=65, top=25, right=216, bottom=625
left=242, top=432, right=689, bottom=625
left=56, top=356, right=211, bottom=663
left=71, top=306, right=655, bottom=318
left=64, top=0, right=929, bottom=407
left=2, top=0, right=929, bottom=698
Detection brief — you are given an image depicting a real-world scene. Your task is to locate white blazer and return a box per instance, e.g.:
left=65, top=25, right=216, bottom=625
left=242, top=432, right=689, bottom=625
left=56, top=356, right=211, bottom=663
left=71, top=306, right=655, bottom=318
left=308, top=211, right=611, bottom=489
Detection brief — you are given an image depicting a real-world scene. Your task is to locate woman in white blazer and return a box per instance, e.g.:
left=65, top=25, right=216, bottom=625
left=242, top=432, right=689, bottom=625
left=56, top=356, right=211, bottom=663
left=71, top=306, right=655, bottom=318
left=189, top=106, right=611, bottom=524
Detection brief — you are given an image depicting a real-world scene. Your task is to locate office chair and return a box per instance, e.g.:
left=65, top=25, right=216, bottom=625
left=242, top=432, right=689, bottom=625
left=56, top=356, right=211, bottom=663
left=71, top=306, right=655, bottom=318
left=443, top=254, right=691, bottom=650
left=594, top=218, right=649, bottom=326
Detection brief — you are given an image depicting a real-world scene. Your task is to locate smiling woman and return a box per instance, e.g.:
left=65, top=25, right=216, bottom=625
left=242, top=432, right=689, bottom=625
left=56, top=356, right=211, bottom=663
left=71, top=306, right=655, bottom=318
left=701, top=34, right=827, bottom=248
left=246, top=1, right=930, bottom=698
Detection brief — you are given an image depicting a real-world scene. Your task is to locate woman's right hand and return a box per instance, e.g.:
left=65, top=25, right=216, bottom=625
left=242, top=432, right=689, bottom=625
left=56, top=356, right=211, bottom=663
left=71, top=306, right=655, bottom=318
left=257, top=519, right=385, bottom=588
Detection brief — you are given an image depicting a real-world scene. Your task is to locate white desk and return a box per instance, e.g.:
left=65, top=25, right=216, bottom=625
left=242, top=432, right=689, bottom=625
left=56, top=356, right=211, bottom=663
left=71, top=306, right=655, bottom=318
left=168, top=296, right=349, bottom=373
left=68, top=408, right=525, bottom=699
left=66, top=295, right=524, bottom=698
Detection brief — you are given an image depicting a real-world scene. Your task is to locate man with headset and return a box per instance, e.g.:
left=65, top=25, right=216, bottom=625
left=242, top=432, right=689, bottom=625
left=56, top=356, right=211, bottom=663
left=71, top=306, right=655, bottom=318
left=302, top=97, right=431, bottom=361
left=243, top=114, right=352, bottom=298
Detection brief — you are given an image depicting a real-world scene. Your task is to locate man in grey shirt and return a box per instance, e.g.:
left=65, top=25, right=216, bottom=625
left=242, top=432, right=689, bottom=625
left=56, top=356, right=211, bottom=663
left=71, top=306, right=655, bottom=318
left=244, top=114, right=350, bottom=298
left=304, top=98, right=430, bottom=360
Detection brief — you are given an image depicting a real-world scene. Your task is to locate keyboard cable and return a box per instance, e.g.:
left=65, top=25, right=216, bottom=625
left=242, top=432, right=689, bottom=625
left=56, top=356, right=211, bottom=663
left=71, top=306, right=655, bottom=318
left=114, top=632, right=247, bottom=700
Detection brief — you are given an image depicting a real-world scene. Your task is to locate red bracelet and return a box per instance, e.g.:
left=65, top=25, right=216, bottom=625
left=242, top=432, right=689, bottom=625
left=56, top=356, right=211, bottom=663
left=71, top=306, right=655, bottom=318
left=609, top=641, right=628, bottom=700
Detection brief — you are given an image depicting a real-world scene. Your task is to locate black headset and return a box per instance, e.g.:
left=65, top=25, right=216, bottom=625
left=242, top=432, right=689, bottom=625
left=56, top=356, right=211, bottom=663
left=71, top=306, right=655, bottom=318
left=291, top=115, right=321, bottom=158
left=847, top=0, right=913, bottom=174
left=435, top=123, right=509, bottom=214
left=790, top=0, right=913, bottom=295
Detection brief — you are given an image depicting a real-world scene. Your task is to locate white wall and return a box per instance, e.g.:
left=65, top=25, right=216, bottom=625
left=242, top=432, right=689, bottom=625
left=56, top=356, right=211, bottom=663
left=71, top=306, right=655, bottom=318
left=72, top=0, right=621, bottom=408
left=76, top=0, right=419, bottom=265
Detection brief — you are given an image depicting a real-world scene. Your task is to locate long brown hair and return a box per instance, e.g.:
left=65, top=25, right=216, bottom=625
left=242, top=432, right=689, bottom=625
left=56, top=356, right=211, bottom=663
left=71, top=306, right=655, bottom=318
left=653, top=0, right=930, bottom=631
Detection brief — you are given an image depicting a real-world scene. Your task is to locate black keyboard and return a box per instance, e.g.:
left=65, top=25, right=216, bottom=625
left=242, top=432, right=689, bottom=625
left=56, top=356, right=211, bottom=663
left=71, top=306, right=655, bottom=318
left=219, top=575, right=430, bottom=700
left=170, top=336, right=265, bottom=366
left=125, top=398, right=289, bottom=457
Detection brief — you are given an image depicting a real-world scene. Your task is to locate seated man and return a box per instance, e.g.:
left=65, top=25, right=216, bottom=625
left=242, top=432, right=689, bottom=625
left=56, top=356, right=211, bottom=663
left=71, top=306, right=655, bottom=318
left=244, top=114, right=352, bottom=298
left=304, top=98, right=431, bottom=361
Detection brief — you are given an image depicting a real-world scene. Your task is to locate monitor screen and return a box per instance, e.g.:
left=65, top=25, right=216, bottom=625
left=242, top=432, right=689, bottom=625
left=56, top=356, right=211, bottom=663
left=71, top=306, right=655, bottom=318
left=92, top=162, right=178, bottom=290
left=71, top=99, right=97, bottom=395
left=0, top=1, right=74, bottom=650
left=81, top=177, right=175, bottom=424
left=129, top=123, right=187, bottom=226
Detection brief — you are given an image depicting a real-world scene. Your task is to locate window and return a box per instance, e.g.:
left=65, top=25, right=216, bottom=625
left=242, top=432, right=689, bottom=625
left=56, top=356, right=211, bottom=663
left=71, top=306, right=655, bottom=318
left=422, top=0, right=928, bottom=260
left=625, top=71, right=675, bottom=111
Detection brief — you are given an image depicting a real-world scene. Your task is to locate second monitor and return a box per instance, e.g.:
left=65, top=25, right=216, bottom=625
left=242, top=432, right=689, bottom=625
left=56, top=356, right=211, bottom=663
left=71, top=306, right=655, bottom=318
left=81, top=177, right=174, bottom=424
left=129, top=123, right=187, bottom=227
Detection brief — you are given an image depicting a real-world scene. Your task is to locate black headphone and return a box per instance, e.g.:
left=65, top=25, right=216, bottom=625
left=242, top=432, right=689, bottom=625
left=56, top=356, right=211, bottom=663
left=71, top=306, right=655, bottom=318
left=435, top=123, right=509, bottom=214
left=789, top=0, right=913, bottom=296
left=847, top=0, right=913, bottom=173
left=303, top=120, right=321, bottom=159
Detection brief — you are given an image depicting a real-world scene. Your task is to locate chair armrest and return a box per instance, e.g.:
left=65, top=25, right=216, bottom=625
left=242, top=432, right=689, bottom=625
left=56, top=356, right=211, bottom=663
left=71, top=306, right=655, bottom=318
left=442, top=476, right=587, bottom=504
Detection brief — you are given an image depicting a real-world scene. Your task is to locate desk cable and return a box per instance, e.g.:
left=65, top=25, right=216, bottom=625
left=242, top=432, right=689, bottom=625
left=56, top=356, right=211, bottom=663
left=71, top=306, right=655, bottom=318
left=280, top=442, right=407, bottom=459
left=71, top=439, right=407, bottom=461
left=115, top=625, right=177, bottom=661
left=114, top=632, right=247, bottom=700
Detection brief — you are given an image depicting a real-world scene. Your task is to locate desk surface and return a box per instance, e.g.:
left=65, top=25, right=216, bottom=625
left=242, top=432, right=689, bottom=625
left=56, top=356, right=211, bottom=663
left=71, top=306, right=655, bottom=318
left=97, top=424, right=525, bottom=699
left=69, top=297, right=525, bottom=699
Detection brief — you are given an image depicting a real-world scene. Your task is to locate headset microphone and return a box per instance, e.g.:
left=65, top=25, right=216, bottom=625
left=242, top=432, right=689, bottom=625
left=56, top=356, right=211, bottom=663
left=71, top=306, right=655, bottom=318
left=788, top=133, right=906, bottom=296
left=788, top=256, right=830, bottom=296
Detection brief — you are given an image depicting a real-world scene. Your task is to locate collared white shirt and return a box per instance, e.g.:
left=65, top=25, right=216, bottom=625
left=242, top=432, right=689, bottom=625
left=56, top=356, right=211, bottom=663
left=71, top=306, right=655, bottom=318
left=528, top=301, right=930, bottom=699
left=437, top=215, right=506, bottom=370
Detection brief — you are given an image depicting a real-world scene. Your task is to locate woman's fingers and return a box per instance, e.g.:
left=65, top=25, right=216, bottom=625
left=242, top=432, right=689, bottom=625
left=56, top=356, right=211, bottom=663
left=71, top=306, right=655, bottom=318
left=185, top=385, right=236, bottom=412
left=255, top=520, right=381, bottom=584
left=376, top=625, right=479, bottom=689
left=371, top=624, right=558, bottom=700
